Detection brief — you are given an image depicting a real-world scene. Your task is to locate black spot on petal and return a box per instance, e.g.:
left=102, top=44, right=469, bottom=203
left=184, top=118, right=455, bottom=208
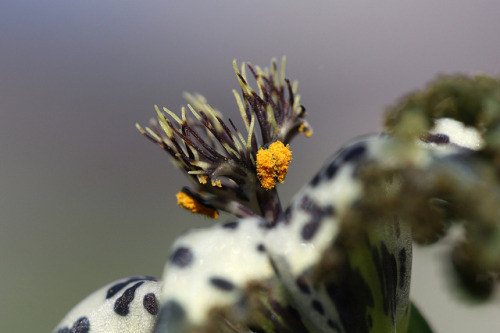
left=143, top=293, right=159, bottom=315
left=300, top=196, right=335, bottom=218
left=423, top=133, right=450, bottom=144
left=296, top=276, right=311, bottom=294
left=257, top=243, right=266, bottom=252
left=326, top=162, right=339, bottom=180
left=323, top=205, right=336, bottom=217
left=342, top=144, right=367, bottom=163
left=222, top=221, right=239, bottom=229
left=114, top=282, right=144, bottom=316
left=210, top=277, right=235, bottom=291
left=301, top=221, right=320, bottom=241
left=106, top=276, right=157, bottom=299
left=311, top=299, right=325, bottom=315
left=72, top=317, right=90, bottom=333
left=311, top=173, right=322, bottom=187
left=170, top=247, right=193, bottom=268
left=299, top=195, right=315, bottom=212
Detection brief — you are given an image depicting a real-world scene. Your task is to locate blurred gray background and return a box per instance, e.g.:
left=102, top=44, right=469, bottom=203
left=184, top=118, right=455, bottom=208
left=2, top=1, right=500, bottom=331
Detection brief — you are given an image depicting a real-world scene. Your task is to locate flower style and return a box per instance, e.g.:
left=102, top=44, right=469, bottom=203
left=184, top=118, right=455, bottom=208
left=136, top=58, right=311, bottom=223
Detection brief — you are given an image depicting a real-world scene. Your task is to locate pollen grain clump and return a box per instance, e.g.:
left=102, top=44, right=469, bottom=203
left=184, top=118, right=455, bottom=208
left=256, top=141, right=292, bottom=189
left=176, top=190, right=219, bottom=218
left=299, top=123, right=313, bottom=137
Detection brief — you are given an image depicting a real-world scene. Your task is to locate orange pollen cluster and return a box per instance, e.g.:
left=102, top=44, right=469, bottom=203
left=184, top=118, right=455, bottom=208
left=256, top=141, right=292, bottom=190
left=299, top=123, right=313, bottom=137
left=176, top=191, right=219, bottom=218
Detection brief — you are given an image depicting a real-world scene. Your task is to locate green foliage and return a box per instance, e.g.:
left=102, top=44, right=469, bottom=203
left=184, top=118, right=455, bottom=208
left=407, top=302, right=434, bottom=333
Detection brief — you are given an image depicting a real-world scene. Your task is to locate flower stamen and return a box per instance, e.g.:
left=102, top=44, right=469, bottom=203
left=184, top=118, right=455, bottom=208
left=138, top=57, right=310, bottom=222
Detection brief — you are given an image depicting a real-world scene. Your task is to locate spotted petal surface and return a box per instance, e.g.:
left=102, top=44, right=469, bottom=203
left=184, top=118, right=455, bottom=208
left=54, top=127, right=473, bottom=332
left=153, top=135, right=417, bottom=333
left=154, top=124, right=478, bottom=332
left=53, top=276, right=161, bottom=333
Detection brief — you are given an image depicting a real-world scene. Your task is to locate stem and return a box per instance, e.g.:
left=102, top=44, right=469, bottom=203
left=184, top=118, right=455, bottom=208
left=256, top=188, right=282, bottom=226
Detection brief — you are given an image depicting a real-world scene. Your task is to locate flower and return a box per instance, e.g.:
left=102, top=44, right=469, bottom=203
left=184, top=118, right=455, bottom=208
left=55, top=58, right=500, bottom=333
left=137, top=58, right=311, bottom=223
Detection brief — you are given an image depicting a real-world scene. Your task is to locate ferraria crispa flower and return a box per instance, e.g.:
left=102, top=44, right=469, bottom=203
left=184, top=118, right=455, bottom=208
left=54, top=59, right=500, bottom=333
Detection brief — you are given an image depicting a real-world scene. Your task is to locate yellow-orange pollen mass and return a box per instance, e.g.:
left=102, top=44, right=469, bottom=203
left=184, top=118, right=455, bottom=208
left=176, top=190, right=219, bottom=218
left=256, top=141, right=292, bottom=190
left=299, top=123, right=313, bottom=137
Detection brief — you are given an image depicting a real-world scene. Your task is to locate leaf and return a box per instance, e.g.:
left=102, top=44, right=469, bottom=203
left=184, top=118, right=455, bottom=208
left=407, top=302, right=434, bottom=333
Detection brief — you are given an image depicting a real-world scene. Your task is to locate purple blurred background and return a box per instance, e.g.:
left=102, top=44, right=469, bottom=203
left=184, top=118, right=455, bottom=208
left=2, top=1, right=500, bottom=331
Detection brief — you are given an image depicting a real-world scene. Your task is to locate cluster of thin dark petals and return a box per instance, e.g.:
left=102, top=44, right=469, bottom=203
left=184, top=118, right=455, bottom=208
left=137, top=58, right=311, bottom=222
